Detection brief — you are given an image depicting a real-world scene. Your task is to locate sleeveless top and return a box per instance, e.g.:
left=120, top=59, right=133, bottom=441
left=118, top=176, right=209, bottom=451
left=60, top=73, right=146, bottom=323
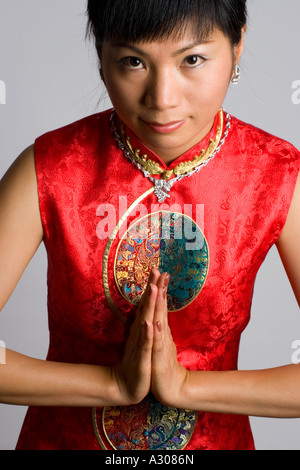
left=16, top=109, right=300, bottom=450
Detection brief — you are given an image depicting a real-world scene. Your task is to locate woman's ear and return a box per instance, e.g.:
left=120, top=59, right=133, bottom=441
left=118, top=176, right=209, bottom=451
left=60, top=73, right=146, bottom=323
left=234, top=25, right=247, bottom=65
left=231, top=25, right=247, bottom=84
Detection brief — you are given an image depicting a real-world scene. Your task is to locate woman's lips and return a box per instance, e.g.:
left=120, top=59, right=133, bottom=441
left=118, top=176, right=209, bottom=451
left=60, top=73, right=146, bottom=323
left=141, top=119, right=187, bottom=134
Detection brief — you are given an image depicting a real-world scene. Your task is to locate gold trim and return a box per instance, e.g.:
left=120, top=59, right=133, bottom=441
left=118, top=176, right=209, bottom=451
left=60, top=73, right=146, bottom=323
left=102, top=187, right=155, bottom=327
left=102, top=407, right=118, bottom=450
left=92, top=407, right=107, bottom=450
left=120, top=109, right=224, bottom=180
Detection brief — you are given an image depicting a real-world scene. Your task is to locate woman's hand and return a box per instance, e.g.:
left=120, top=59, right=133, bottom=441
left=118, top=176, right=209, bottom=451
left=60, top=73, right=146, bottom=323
left=150, top=272, right=189, bottom=408
left=111, top=269, right=160, bottom=406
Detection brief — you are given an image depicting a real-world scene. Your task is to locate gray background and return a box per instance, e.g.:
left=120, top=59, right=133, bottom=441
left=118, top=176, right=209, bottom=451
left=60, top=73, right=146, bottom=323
left=0, top=0, right=299, bottom=450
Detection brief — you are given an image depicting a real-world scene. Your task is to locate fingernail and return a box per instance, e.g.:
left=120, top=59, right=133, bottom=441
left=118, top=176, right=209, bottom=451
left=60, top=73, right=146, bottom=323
left=156, top=321, right=162, bottom=332
left=164, top=273, right=170, bottom=287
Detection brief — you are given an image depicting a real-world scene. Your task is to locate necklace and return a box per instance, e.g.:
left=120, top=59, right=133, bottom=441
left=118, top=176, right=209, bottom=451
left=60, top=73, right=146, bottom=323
left=111, top=109, right=231, bottom=202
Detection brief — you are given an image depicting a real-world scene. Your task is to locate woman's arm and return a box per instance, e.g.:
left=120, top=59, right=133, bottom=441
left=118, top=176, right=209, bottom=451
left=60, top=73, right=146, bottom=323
left=174, top=364, right=300, bottom=418
left=0, top=145, right=43, bottom=311
left=276, top=171, right=300, bottom=307
left=0, top=349, right=120, bottom=407
left=152, top=173, right=300, bottom=417
left=0, top=147, right=157, bottom=408
left=0, top=147, right=116, bottom=407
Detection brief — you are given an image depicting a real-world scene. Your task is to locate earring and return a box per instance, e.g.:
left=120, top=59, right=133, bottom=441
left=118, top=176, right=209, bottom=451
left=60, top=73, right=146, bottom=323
left=231, top=64, right=241, bottom=85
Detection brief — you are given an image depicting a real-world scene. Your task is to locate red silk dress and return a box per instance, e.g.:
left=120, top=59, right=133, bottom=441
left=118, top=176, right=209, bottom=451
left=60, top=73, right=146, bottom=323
left=16, top=109, right=300, bottom=450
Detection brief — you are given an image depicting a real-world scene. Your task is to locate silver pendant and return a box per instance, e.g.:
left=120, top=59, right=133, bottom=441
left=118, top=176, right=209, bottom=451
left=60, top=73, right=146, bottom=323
left=153, top=179, right=174, bottom=202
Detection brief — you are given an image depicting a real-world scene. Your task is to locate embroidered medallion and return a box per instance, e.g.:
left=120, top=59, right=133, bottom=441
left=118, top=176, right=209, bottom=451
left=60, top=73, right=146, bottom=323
left=114, top=211, right=209, bottom=311
left=93, top=395, right=197, bottom=450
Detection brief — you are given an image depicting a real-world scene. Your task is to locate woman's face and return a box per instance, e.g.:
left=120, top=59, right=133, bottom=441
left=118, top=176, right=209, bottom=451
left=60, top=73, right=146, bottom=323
left=100, top=24, right=244, bottom=162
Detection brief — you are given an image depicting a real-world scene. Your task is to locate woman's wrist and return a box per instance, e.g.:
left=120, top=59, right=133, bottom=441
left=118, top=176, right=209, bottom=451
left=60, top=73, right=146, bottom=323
left=77, top=363, right=134, bottom=408
left=109, top=364, right=132, bottom=407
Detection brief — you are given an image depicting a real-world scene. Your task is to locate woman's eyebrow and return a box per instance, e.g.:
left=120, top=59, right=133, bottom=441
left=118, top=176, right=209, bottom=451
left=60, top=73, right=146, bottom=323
left=112, top=43, right=149, bottom=57
left=111, top=39, right=214, bottom=58
left=174, top=39, right=214, bottom=56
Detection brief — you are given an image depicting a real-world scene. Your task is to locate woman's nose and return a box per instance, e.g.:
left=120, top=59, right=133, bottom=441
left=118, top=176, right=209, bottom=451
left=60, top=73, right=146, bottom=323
left=143, top=69, right=180, bottom=110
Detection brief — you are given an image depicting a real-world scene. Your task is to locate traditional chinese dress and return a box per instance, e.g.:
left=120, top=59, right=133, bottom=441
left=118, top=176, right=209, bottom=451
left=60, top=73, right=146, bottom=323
left=16, top=108, right=300, bottom=450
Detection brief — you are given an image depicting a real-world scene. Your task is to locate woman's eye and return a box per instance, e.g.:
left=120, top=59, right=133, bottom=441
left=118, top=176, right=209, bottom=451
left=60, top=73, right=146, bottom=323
left=183, top=55, right=206, bottom=68
left=121, top=57, right=144, bottom=69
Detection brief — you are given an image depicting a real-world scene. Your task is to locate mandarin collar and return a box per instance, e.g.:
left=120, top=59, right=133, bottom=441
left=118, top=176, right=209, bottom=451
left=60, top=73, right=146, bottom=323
left=114, top=110, right=223, bottom=172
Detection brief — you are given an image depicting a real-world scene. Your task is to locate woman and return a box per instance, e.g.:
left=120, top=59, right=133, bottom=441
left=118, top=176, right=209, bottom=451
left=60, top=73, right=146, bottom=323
left=0, top=0, right=299, bottom=450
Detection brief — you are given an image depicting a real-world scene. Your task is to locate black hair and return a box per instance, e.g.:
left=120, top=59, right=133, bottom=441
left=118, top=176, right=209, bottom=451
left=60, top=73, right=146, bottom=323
left=86, top=0, right=247, bottom=52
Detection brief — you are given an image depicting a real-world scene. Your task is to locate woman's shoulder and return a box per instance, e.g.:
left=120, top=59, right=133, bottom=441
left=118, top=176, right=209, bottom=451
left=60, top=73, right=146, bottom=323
left=33, top=109, right=114, bottom=174
left=229, top=113, right=300, bottom=162
left=35, top=108, right=113, bottom=150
